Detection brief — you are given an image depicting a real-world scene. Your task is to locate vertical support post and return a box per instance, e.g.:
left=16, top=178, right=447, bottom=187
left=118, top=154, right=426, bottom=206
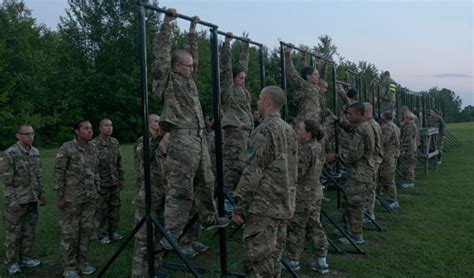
left=332, top=65, right=338, bottom=155
left=371, top=81, right=376, bottom=116
left=377, top=82, right=381, bottom=118
left=210, top=27, right=228, bottom=276
left=138, top=5, right=155, bottom=278
left=422, top=93, right=426, bottom=127
left=363, top=79, right=368, bottom=102
left=395, top=87, right=400, bottom=125
left=280, top=42, right=287, bottom=120
left=259, top=47, right=265, bottom=89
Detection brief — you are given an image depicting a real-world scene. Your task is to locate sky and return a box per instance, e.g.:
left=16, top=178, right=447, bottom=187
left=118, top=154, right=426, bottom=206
left=24, top=0, right=473, bottom=108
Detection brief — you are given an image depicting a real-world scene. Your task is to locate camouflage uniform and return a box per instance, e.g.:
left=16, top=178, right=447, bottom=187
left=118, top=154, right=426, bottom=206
left=399, top=120, right=418, bottom=183
left=284, top=48, right=323, bottom=124
left=379, top=72, right=397, bottom=112
left=2, top=142, right=44, bottom=265
left=336, top=88, right=357, bottom=153
left=234, top=112, right=298, bottom=278
left=132, top=135, right=167, bottom=278
left=338, top=120, right=375, bottom=240
left=427, top=114, right=445, bottom=160
left=151, top=21, right=216, bottom=242
left=220, top=39, right=253, bottom=194
left=90, top=136, right=124, bottom=238
left=365, top=118, right=383, bottom=217
left=286, top=139, right=328, bottom=261
left=378, top=121, right=400, bottom=201
left=53, top=140, right=99, bottom=273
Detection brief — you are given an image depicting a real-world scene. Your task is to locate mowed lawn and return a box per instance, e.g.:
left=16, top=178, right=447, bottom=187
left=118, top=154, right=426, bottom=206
left=1, top=122, right=473, bottom=277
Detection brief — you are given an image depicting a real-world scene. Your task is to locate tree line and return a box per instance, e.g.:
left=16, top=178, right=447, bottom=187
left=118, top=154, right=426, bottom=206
left=0, top=0, right=469, bottom=149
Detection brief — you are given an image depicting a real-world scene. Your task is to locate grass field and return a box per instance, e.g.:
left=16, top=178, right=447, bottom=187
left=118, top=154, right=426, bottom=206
left=1, top=122, right=473, bottom=277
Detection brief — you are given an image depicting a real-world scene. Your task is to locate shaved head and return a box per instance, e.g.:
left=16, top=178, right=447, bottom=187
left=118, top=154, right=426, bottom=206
left=171, top=49, right=192, bottom=67
left=364, top=102, right=373, bottom=118
left=261, top=86, right=286, bottom=110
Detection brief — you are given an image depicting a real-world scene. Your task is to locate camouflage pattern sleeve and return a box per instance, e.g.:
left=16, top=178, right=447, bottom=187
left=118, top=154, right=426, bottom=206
left=2, top=152, right=18, bottom=205
left=53, top=145, right=68, bottom=199
left=36, top=152, right=45, bottom=196
left=233, top=127, right=271, bottom=215
left=93, top=146, right=101, bottom=193
left=238, top=40, right=249, bottom=73
left=284, top=48, right=306, bottom=91
left=186, top=29, right=198, bottom=73
left=297, top=145, right=311, bottom=179
left=340, top=130, right=364, bottom=164
left=117, top=147, right=125, bottom=182
left=439, top=116, right=445, bottom=135
left=337, top=90, right=349, bottom=107
left=151, top=22, right=173, bottom=104
left=220, top=41, right=232, bottom=106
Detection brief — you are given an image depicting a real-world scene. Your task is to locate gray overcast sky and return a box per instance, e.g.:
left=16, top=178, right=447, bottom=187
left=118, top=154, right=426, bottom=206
left=24, top=0, right=474, bottom=107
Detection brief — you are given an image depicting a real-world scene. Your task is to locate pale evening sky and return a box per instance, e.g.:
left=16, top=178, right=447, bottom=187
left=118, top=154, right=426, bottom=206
left=24, top=0, right=473, bottom=107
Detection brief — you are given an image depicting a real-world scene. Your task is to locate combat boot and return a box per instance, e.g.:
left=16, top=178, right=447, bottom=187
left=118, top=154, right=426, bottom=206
left=63, top=270, right=80, bottom=278
left=282, top=260, right=300, bottom=271
left=192, top=241, right=209, bottom=253
left=311, top=257, right=329, bottom=274
left=180, top=244, right=198, bottom=258
left=8, top=262, right=21, bottom=276
left=201, top=216, right=229, bottom=231
left=81, top=263, right=96, bottom=275
left=338, top=236, right=364, bottom=244
left=98, top=235, right=112, bottom=245
left=110, top=231, right=124, bottom=241
left=19, top=257, right=41, bottom=268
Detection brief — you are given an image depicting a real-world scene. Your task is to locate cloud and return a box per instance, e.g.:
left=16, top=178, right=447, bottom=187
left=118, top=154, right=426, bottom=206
left=430, top=73, right=472, bottom=78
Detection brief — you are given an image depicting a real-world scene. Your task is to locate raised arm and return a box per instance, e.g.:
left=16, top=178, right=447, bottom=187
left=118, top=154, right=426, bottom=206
left=220, top=34, right=233, bottom=105
left=186, top=16, right=200, bottom=73
left=284, top=46, right=306, bottom=90
left=238, top=38, right=250, bottom=73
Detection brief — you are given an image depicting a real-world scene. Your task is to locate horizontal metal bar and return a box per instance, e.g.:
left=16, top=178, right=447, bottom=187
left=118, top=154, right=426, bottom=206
left=346, top=68, right=360, bottom=76
left=336, top=80, right=351, bottom=86
left=216, top=30, right=263, bottom=47
left=138, top=2, right=218, bottom=28
left=280, top=41, right=334, bottom=64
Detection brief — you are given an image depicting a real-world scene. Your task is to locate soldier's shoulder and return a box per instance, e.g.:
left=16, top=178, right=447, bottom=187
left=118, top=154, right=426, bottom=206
left=110, top=137, right=120, bottom=145
left=30, top=146, right=41, bottom=156
left=4, top=144, right=20, bottom=156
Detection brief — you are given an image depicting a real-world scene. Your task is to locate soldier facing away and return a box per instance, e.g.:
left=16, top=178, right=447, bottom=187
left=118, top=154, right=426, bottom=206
left=151, top=9, right=228, bottom=253
left=232, top=86, right=298, bottom=277
left=3, top=124, right=46, bottom=276
left=427, top=109, right=445, bottom=164
left=91, top=119, right=125, bottom=244
left=54, top=120, right=99, bottom=278
left=399, top=112, right=418, bottom=188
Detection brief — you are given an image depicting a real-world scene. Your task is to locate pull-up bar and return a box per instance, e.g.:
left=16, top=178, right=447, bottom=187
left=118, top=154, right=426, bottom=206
left=216, top=30, right=263, bottom=47
left=138, top=2, right=217, bottom=28
left=280, top=41, right=333, bottom=64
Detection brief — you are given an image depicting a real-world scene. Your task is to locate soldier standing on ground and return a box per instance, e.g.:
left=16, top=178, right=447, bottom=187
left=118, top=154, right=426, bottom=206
left=399, top=112, right=418, bottom=188
left=427, top=109, right=445, bottom=164
left=327, top=102, right=375, bottom=244
left=151, top=9, right=228, bottom=253
left=376, top=111, right=401, bottom=209
left=3, top=125, right=45, bottom=276
left=91, top=119, right=125, bottom=244
left=54, top=120, right=99, bottom=278
left=220, top=33, right=253, bottom=212
left=232, top=86, right=298, bottom=277
left=285, top=120, right=329, bottom=274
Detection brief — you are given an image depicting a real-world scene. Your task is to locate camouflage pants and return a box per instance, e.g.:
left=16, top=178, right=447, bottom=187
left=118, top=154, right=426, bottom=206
left=131, top=186, right=166, bottom=278
left=3, top=202, right=38, bottom=264
left=365, top=164, right=380, bottom=217
left=164, top=134, right=216, bottom=241
left=243, top=214, right=287, bottom=278
left=399, top=152, right=416, bottom=183
left=377, top=156, right=398, bottom=201
left=96, top=185, right=121, bottom=237
left=286, top=194, right=328, bottom=261
left=59, top=200, right=95, bottom=272
left=223, top=127, right=250, bottom=194
left=343, top=180, right=368, bottom=240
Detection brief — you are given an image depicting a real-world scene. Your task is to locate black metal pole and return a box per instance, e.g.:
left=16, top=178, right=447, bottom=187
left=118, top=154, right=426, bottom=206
left=332, top=65, right=338, bottom=155
left=216, top=30, right=263, bottom=47
left=395, top=88, right=399, bottom=125
left=259, top=47, right=265, bottom=89
left=139, top=2, right=217, bottom=28
left=371, top=81, right=376, bottom=116
left=377, top=82, right=381, bottom=118
left=363, top=79, right=367, bottom=102
left=210, top=27, right=228, bottom=276
left=422, top=93, right=426, bottom=127
left=137, top=5, right=155, bottom=278
left=280, top=42, right=287, bottom=120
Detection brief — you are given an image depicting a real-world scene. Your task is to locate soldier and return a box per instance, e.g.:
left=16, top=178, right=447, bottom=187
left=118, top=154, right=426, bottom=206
left=151, top=9, right=228, bottom=252
left=54, top=120, right=99, bottom=278
left=400, top=105, right=421, bottom=147
left=3, top=125, right=45, bottom=276
left=379, top=71, right=397, bottom=112
left=363, top=103, right=383, bottom=221
left=284, top=44, right=323, bottom=124
left=427, top=109, right=445, bottom=164
left=132, top=114, right=171, bottom=277
left=232, top=86, right=298, bottom=277
left=377, top=111, right=401, bottom=209
left=399, top=112, right=418, bottom=188
left=336, top=85, right=358, bottom=154
left=327, top=102, right=375, bottom=244
left=91, top=119, right=124, bottom=244
left=220, top=33, right=253, bottom=211
left=285, top=120, right=329, bottom=274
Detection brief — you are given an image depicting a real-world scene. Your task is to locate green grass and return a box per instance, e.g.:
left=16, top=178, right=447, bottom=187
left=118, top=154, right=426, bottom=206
left=1, top=122, right=474, bottom=277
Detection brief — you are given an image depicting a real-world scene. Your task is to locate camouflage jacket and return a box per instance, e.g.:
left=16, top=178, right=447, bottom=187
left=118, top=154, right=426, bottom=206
left=220, top=41, right=253, bottom=130
left=367, top=118, right=384, bottom=164
left=285, top=49, right=322, bottom=124
left=151, top=21, right=205, bottom=132
left=400, top=120, right=418, bottom=153
left=3, top=142, right=44, bottom=206
left=234, top=113, right=298, bottom=220
left=53, top=140, right=100, bottom=202
left=339, top=120, right=375, bottom=182
left=91, top=136, right=124, bottom=187
left=382, top=121, right=401, bottom=159
left=134, top=134, right=167, bottom=193
left=296, top=139, right=324, bottom=201
left=427, top=115, right=445, bottom=136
